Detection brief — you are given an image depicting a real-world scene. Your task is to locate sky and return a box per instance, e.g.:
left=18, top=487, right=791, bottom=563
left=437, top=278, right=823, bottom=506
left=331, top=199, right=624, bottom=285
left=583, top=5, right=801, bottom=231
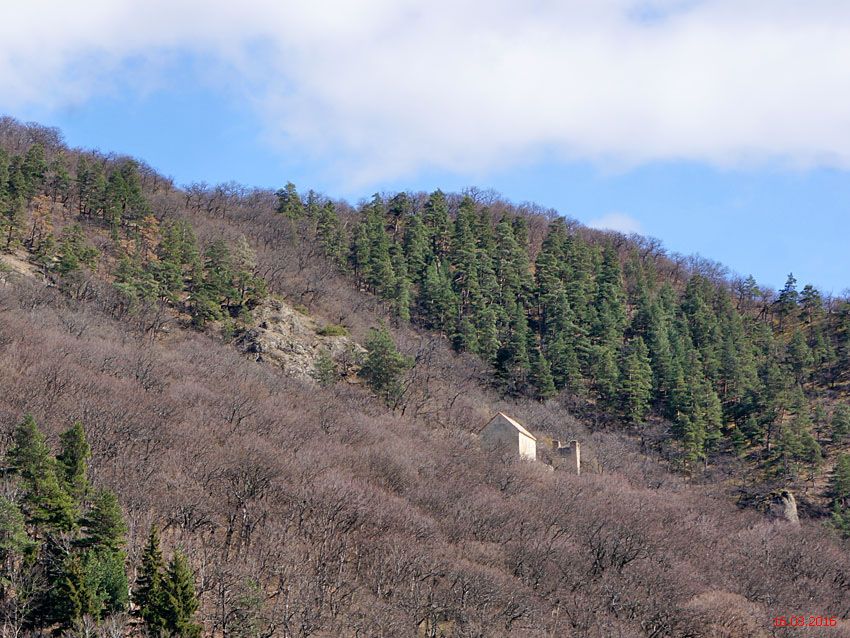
left=2, top=1, right=850, bottom=294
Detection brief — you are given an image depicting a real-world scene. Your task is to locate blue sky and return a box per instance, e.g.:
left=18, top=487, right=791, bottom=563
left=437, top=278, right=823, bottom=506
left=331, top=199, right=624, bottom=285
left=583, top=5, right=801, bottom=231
left=3, top=1, right=850, bottom=294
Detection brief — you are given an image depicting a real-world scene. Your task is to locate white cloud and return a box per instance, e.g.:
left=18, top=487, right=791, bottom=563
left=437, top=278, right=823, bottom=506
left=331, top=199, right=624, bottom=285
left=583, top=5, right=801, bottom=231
left=587, top=212, right=643, bottom=234
left=3, top=1, right=850, bottom=186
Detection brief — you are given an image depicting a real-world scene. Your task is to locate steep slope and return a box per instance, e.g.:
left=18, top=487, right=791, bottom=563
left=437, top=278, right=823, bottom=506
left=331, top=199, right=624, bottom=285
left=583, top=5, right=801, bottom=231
left=0, top=117, right=849, bottom=636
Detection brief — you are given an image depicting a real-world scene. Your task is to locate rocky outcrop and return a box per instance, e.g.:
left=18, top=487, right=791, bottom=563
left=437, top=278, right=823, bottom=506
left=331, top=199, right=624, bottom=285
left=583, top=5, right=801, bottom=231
left=766, top=489, right=800, bottom=525
left=235, top=298, right=364, bottom=381
left=0, top=251, right=39, bottom=282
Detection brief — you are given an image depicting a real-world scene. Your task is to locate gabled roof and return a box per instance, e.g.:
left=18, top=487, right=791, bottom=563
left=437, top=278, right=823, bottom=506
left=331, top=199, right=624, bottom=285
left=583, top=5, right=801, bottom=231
left=483, top=412, right=537, bottom=441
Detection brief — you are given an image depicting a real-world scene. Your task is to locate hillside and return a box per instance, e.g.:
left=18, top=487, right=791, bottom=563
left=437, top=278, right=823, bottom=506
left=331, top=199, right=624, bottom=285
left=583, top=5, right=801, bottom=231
left=0, top=116, right=849, bottom=637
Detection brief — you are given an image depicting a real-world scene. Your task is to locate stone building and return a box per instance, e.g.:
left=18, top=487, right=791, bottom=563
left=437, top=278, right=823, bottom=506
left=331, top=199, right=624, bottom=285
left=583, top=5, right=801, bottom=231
left=480, top=413, right=537, bottom=461
left=551, top=440, right=581, bottom=475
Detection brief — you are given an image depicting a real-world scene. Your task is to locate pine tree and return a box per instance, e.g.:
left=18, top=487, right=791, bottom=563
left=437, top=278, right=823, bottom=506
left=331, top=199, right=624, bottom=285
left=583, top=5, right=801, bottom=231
left=450, top=196, right=479, bottom=302
left=57, top=421, right=91, bottom=504
left=311, top=349, right=337, bottom=387
left=134, top=525, right=167, bottom=634
left=590, top=343, right=620, bottom=406
left=359, top=325, right=413, bottom=406
left=402, top=213, right=429, bottom=279
left=20, top=143, right=47, bottom=203
left=832, top=453, right=850, bottom=510
left=363, top=195, right=396, bottom=297
left=0, top=497, right=31, bottom=569
left=350, top=219, right=371, bottom=286
left=81, top=490, right=127, bottom=552
left=799, top=284, right=824, bottom=325
left=83, top=546, right=129, bottom=615
left=472, top=301, right=500, bottom=364
left=496, top=304, right=531, bottom=393
left=786, top=329, right=813, bottom=385
left=494, top=216, right=533, bottom=309
left=54, top=553, right=99, bottom=629
left=547, top=333, right=583, bottom=393
left=391, top=247, right=411, bottom=321
left=232, top=236, right=266, bottom=311
left=529, top=348, right=557, bottom=400
left=47, top=155, right=72, bottom=204
left=619, top=337, right=653, bottom=424
left=776, top=273, right=799, bottom=329
left=592, top=245, right=627, bottom=348
left=418, top=262, right=456, bottom=333
left=316, top=202, right=345, bottom=266
left=161, top=550, right=202, bottom=638
left=423, top=190, right=451, bottom=262
left=833, top=405, right=850, bottom=444
left=7, top=415, right=76, bottom=532
left=681, top=275, right=723, bottom=384
left=1, top=191, right=24, bottom=251
left=772, top=395, right=820, bottom=479
left=275, top=182, right=303, bottom=219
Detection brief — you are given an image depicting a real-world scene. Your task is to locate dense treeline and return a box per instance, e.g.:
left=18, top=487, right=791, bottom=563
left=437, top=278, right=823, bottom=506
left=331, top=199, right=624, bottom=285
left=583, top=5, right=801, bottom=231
left=272, top=184, right=850, bottom=494
left=0, top=415, right=199, bottom=634
left=0, top=135, right=266, bottom=332
left=2, top=116, right=850, bottom=635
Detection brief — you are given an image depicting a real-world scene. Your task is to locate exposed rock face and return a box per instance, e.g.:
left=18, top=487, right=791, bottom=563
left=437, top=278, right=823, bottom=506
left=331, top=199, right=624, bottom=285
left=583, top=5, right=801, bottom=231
left=767, top=489, right=800, bottom=525
left=0, top=251, right=39, bottom=282
left=235, top=298, right=364, bottom=381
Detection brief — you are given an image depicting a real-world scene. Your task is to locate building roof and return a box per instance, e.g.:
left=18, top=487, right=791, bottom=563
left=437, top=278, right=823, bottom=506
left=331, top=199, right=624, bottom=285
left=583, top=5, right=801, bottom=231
left=484, top=412, right=537, bottom=441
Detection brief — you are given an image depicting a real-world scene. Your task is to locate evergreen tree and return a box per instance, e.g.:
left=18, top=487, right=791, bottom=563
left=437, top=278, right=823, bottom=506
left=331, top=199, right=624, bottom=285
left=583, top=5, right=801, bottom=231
left=104, top=160, right=149, bottom=226
left=786, top=329, right=813, bottom=385
left=547, top=333, right=583, bottom=394
left=772, top=395, right=821, bottom=479
left=232, top=236, right=266, bottom=311
left=591, top=245, right=627, bottom=348
left=363, top=195, right=395, bottom=297
left=134, top=526, right=167, bottom=634
left=350, top=219, right=371, bottom=286
left=83, top=547, right=129, bottom=615
left=47, top=155, right=72, bottom=204
left=833, top=405, right=850, bottom=444
left=311, top=349, right=337, bottom=387
left=54, top=554, right=98, bottom=629
left=423, top=190, right=451, bottom=262
left=391, top=247, right=411, bottom=321
left=799, top=284, right=824, bottom=325
left=496, top=304, right=531, bottom=393
left=1, top=193, right=24, bottom=251
left=619, top=337, right=653, bottom=424
left=81, top=490, right=127, bottom=552
left=590, top=343, right=620, bottom=406
left=449, top=196, right=479, bottom=304
left=359, top=325, right=413, bottom=406
left=418, top=262, right=456, bottom=333
left=57, top=421, right=91, bottom=504
left=56, top=224, right=99, bottom=275
left=776, top=273, right=799, bottom=328
left=20, top=143, right=47, bottom=203
left=402, top=213, right=429, bottom=278
left=162, top=550, right=202, bottom=638
left=275, top=182, right=303, bottom=219
left=7, top=415, right=76, bottom=532
left=472, top=301, right=500, bottom=364
left=316, top=202, right=346, bottom=266
left=832, top=453, right=850, bottom=510
left=0, top=497, right=32, bottom=572
left=529, top=348, right=557, bottom=400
